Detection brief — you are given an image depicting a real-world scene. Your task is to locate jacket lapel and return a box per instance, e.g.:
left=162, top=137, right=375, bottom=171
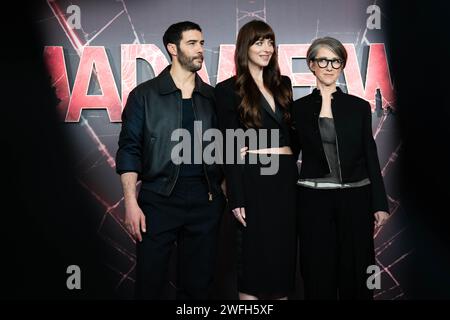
left=260, top=95, right=283, bottom=126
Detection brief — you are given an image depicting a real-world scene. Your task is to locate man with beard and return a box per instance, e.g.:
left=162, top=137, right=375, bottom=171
left=116, top=21, right=225, bottom=300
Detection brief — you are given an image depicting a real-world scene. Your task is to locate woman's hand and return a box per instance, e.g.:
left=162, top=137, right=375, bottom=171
left=232, top=207, right=247, bottom=227
left=374, top=211, right=389, bottom=228
left=230, top=148, right=248, bottom=227
left=240, top=147, right=248, bottom=159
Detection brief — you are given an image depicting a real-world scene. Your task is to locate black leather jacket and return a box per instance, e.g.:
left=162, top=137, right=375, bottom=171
left=116, top=66, right=224, bottom=200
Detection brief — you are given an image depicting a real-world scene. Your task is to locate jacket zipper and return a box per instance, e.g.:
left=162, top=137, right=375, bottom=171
left=191, top=96, right=213, bottom=202
left=167, top=91, right=182, bottom=196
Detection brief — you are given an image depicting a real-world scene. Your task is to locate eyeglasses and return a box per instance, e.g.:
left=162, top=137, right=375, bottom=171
left=313, top=58, right=343, bottom=69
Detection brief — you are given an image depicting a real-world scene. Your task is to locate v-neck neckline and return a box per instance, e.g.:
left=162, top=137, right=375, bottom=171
left=259, top=94, right=283, bottom=127
left=260, top=92, right=276, bottom=114
left=260, top=91, right=277, bottom=114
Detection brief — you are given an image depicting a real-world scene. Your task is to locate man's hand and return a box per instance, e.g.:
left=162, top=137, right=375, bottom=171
left=125, top=201, right=146, bottom=242
left=120, top=172, right=146, bottom=242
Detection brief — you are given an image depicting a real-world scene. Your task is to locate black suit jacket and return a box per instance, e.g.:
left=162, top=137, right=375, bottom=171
left=292, top=87, right=389, bottom=213
left=214, top=76, right=294, bottom=209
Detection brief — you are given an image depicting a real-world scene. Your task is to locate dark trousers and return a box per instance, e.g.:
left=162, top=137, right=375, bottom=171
left=298, top=185, right=375, bottom=300
left=135, top=176, right=225, bottom=300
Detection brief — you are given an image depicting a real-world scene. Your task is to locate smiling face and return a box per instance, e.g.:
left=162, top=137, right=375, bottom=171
left=309, top=46, right=343, bottom=87
left=247, top=37, right=274, bottom=69
left=174, top=29, right=204, bottom=72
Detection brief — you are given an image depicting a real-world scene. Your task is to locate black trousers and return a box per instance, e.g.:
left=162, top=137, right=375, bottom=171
left=298, top=185, right=375, bottom=300
left=135, top=176, right=225, bottom=300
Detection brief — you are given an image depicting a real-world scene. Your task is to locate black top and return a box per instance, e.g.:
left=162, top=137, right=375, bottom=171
left=179, top=98, right=204, bottom=177
left=214, top=75, right=295, bottom=209
left=317, top=117, right=341, bottom=183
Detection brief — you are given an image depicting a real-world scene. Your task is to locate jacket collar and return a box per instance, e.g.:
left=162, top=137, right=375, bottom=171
left=311, top=86, right=346, bottom=126
left=157, top=65, right=213, bottom=99
left=312, top=86, right=343, bottom=99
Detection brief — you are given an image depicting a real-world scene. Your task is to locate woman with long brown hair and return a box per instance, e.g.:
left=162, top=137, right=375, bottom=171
left=214, top=20, right=298, bottom=300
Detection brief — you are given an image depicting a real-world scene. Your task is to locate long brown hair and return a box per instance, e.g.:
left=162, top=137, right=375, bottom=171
left=235, top=20, right=292, bottom=128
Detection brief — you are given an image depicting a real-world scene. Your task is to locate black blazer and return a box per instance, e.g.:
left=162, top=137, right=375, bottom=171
left=214, top=76, right=294, bottom=209
left=292, top=87, right=389, bottom=213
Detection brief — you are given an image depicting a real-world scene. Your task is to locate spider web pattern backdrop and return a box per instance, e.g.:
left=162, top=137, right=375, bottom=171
left=37, top=0, right=410, bottom=299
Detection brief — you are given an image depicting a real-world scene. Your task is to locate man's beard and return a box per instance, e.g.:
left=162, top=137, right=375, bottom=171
left=177, top=47, right=203, bottom=72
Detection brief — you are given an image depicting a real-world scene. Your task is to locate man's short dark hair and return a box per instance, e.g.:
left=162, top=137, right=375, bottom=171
left=163, top=21, right=202, bottom=60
